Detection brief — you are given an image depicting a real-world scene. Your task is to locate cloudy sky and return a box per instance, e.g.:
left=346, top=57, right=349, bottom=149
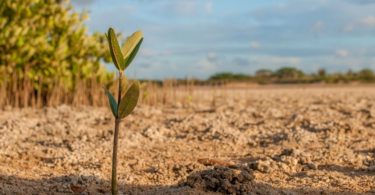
left=73, top=0, right=375, bottom=79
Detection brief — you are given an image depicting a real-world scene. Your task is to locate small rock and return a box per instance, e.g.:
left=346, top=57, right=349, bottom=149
left=252, top=159, right=273, bottom=173
left=144, top=166, right=159, bottom=174
left=280, top=148, right=294, bottom=156
left=367, top=165, right=375, bottom=172
left=70, top=184, right=86, bottom=193
left=307, top=163, right=317, bottom=170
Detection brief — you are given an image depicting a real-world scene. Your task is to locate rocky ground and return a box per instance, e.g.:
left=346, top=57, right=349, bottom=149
left=0, top=86, right=374, bottom=194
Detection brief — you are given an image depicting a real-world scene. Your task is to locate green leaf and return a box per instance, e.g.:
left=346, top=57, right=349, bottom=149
left=105, top=89, right=118, bottom=117
left=124, top=38, right=143, bottom=69
left=122, top=31, right=143, bottom=70
left=107, top=28, right=125, bottom=71
left=118, top=81, right=140, bottom=118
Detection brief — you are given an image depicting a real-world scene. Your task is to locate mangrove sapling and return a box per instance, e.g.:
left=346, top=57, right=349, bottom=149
left=105, top=27, right=143, bottom=195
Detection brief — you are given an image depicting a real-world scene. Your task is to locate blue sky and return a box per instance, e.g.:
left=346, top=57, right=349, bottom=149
left=73, top=0, right=375, bottom=79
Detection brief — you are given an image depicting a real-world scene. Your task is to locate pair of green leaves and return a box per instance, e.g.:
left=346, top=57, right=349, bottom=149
left=106, top=81, right=140, bottom=119
left=105, top=27, right=143, bottom=118
left=107, top=28, right=143, bottom=71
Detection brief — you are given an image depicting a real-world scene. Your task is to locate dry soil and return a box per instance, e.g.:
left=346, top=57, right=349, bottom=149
left=0, top=86, right=375, bottom=194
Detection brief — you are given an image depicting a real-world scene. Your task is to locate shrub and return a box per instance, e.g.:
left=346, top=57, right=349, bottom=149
left=0, top=0, right=113, bottom=107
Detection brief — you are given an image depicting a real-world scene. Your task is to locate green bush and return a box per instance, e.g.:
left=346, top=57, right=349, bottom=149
left=209, top=72, right=251, bottom=81
left=0, top=0, right=113, bottom=91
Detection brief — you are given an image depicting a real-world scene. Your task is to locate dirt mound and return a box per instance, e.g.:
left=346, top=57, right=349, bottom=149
left=187, top=165, right=255, bottom=194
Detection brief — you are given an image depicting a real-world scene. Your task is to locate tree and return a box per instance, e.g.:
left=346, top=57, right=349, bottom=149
left=0, top=0, right=113, bottom=107
left=209, top=72, right=251, bottom=81
left=254, top=69, right=274, bottom=84
left=255, top=69, right=273, bottom=78
left=274, top=67, right=304, bottom=79
left=357, top=69, right=375, bottom=82
left=317, top=68, right=326, bottom=77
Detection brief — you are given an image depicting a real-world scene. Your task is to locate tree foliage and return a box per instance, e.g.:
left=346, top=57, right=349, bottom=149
left=0, top=0, right=112, bottom=90
left=208, top=67, right=375, bottom=84
left=209, top=72, right=251, bottom=81
left=274, top=67, right=304, bottom=80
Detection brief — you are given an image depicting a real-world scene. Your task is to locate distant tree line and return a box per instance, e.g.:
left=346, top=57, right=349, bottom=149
left=208, top=67, right=375, bottom=84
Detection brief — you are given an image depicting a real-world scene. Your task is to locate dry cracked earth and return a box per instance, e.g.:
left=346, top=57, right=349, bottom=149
left=0, top=86, right=375, bottom=194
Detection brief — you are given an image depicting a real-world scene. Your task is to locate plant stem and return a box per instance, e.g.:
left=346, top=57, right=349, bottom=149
left=111, top=118, right=120, bottom=195
left=111, top=72, right=122, bottom=195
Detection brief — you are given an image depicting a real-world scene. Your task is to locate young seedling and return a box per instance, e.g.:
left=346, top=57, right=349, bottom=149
left=105, top=27, right=143, bottom=195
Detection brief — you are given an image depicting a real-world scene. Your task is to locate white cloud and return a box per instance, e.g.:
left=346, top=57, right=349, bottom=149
left=140, top=48, right=173, bottom=58
left=196, top=59, right=217, bottom=71
left=250, top=41, right=261, bottom=49
left=162, top=1, right=214, bottom=16
left=174, top=1, right=196, bottom=15
left=196, top=52, right=219, bottom=71
left=233, top=57, right=250, bottom=66
left=343, top=23, right=355, bottom=32
left=313, top=21, right=325, bottom=32
left=360, top=16, right=375, bottom=27
left=253, top=56, right=301, bottom=66
left=335, top=49, right=350, bottom=57
left=204, top=0, right=213, bottom=14
left=207, top=52, right=217, bottom=61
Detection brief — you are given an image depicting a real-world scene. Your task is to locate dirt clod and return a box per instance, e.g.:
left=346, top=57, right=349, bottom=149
left=187, top=166, right=254, bottom=194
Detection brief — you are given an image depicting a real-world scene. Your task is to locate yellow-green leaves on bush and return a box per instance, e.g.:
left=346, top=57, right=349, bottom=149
left=107, top=28, right=143, bottom=71
left=118, top=81, right=140, bottom=118
left=0, top=0, right=113, bottom=93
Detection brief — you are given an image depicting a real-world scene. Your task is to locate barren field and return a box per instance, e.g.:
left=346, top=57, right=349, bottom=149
left=0, top=86, right=375, bottom=194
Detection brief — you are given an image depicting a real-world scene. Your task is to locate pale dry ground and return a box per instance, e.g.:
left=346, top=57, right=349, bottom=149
left=0, top=85, right=375, bottom=194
